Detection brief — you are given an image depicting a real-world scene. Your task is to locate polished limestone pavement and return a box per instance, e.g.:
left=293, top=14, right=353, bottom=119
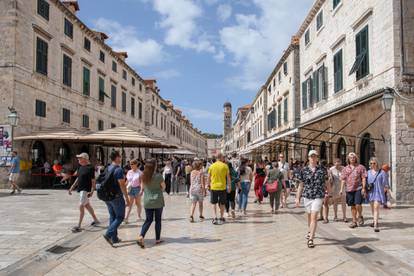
left=0, top=189, right=413, bottom=275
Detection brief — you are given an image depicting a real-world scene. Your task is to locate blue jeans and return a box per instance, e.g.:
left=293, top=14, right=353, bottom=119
left=104, top=196, right=125, bottom=242
left=239, top=181, right=251, bottom=211
left=140, top=208, right=163, bottom=241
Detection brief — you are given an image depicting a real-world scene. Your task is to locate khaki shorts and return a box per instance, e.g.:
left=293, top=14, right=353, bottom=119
left=79, top=191, right=90, bottom=206
left=9, top=173, right=19, bottom=182
left=304, top=198, right=323, bottom=214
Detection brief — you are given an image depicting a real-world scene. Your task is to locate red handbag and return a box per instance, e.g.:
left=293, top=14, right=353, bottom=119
left=266, top=180, right=279, bottom=193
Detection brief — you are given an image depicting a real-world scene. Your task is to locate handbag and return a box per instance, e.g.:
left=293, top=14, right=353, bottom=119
left=367, top=169, right=381, bottom=192
left=266, top=180, right=279, bottom=193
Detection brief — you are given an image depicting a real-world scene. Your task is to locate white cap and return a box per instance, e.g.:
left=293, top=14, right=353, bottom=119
left=76, top=152, right=89, bottom=160
left=308, top=150, right=318, bottom=157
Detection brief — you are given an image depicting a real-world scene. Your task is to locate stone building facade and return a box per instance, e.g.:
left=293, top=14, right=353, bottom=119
left=0, top=0, right=207, bottom=187
left=222, top=0, right=414, bottom=203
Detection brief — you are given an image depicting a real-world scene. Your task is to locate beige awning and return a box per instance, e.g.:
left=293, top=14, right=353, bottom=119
left=14, top=128, right=90, bottom=142
left=15, top=127, right=177, bottom=149
left=81, top=127, right=177, bottom=148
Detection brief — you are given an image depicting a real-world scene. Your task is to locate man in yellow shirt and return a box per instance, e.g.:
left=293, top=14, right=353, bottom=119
left=208, top=153, right=231, bottom=225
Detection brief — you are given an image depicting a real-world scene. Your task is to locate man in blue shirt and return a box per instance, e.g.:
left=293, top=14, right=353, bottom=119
left=9, top=151, right=22, bottom=195
left=102, top=151, right=130, bottom=246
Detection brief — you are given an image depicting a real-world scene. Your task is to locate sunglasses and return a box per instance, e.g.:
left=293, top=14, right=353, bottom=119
left=370, top=162, right=377, bottom=165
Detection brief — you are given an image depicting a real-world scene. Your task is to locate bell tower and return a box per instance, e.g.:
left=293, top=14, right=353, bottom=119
left=223, top=102, right=232, bottom=136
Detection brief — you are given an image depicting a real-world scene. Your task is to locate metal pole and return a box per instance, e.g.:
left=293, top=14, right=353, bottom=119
left=389, top=137, right=393, bottom=191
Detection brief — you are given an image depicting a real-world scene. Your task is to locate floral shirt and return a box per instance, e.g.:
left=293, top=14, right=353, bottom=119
left=341, top=164, right=367, bottom=192
left=190, top=170, right=204, bottom=195
left=298, top=165, right=328, bottom=199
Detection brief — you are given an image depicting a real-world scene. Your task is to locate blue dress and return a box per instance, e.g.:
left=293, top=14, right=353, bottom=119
left=367, top=170, right=389, bottom=204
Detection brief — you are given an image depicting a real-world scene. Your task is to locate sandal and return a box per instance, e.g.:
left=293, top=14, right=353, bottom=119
left=343, top=218, right=348, bottom=223
left=155, top=240, right=164, bottom=245
left=358, top=216, right=365, bottom=226
left=349, top=222, right=358, bottom=229
left=305, top=232, right=310, bottom=240
left=307, top=239, right=315, bottom=248
left=323, top=219, right=329, bottom=224
left=370, top=222, right=375, bottom=228
left=189, top=216, right=194, bottom=223
left=136, top=238, right=145, bottom=249
left=333, top=217, right=340, bottom=222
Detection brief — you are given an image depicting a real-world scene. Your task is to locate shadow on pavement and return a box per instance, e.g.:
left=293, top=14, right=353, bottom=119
left=377, top=221, right=414, bottom=230
left=0, top=192, right=50, bottom=198
left=317, top=236, right=379, bottom=247
left=113, top=236, right=222, bottom=248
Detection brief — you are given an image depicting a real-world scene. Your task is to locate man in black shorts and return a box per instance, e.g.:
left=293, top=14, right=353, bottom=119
left=208, top=153, right=231, bottom=225
left=69, top=153, right=100, bottom=232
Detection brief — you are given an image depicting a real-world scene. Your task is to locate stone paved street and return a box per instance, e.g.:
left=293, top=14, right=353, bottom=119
left=0, top=189, right=414, bottom=275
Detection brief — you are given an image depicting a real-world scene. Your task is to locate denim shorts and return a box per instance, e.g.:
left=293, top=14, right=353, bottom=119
left=128, top=186, right=141, bottom=197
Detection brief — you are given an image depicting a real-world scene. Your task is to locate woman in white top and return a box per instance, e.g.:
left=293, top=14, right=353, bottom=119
left=124, top=159, right=143, bottom=223
left=162, top=160, right=173, bottom=195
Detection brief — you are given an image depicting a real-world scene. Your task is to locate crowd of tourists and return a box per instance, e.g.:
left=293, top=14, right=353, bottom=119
left=7, top=148, right=392, bottom=249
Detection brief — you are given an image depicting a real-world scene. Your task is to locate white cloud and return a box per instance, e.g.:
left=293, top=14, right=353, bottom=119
left=154, top=69, right=181, bottom=79
left=218, top=0, right=311, bottom=90
left=203, top=0, right=219, bottom=5
left=214, top=50, right=225, bottom=63
left=93, top=18, right=164, bottom=66
left=181, top=107, right=222, bottom=121
left=217, top=4, right=232, bottom=21
left=150, top=0, right=215, bottom=53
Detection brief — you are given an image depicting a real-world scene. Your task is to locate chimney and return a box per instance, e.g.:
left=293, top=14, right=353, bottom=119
left=62, top=0, right=80, bottom=14
left=115, top=51, right=128, bottom=61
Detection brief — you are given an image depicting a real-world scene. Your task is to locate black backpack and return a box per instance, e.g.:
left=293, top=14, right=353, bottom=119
left=96, top=166, right=118, bottom=202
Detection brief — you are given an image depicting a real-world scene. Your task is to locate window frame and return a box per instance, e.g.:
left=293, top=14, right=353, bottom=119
left=131, top=97, right=136, bottom=117
left=334, top=49, right=343, bottom=93
left=37, top=0, right=49, bottom=21
left=62, top=108, right=70, bottom=124
left=121, top=91, right=127, bottom=113
left=122, top=70, right=127, bottom=80
left=64, top=18, right=73, bottom=39
left=82, top=114, right=89, bottom=129
left=98, top=120, right=104, bottom=131
left=316, top=10, right=323, bottom=31
left=83, top=37, right=91, bottom=52
left=111, top=85, right=117, bottom=108
left=62, top=54, right=72, bottom=87
left=83, top=67, right=90, bottom=96
left=99, top=51, right=105, bottom=63
left=305, top=29, right=310, bottom=45
left=112, top=61, right=117, bottom=72
left=98, top=76, right=105, bottom=102
left=35, top=99, right=46, bottom=118
left=333, top=0, right=341, bottom=9
left=36, top=37, right=48, bottom=75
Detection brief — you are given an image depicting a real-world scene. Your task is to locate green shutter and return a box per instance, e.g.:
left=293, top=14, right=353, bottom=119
left=302, top=81, right=307, bottom=110
left=313, top=71, right=319, bottom=103
left=83, top=67, right=90, bottom=96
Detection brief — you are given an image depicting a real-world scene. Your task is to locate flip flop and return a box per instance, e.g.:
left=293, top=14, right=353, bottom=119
left=136, top=239, right=145, bottom=249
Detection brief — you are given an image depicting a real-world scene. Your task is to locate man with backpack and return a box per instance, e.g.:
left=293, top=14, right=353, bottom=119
left=98, top=151, right=130, bottom=246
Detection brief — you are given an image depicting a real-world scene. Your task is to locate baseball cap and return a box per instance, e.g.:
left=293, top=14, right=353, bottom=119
left=76, top=152, right=89, bottom=160
left=308, top=150, right=318, bottom=157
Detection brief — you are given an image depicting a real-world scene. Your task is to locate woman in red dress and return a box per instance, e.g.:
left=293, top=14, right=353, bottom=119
left=254, top=161, right=266, bottom=204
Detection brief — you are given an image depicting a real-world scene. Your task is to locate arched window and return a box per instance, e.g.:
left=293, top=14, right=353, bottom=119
left=360, top=133, right=375, bottom=168
left=320, top=142, right=327, bottom=161
left=337, top=138, right=347, bottom=165
left=31, top=141, right=46, bottom=168
left=58, top=144, right=71, bottom=164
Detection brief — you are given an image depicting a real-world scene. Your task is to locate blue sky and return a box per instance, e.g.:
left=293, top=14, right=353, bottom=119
left=77, top=0, right=313, bottom=134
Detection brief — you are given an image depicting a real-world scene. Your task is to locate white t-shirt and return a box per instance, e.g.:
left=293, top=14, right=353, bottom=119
left=126, top=169, right=142, bottom=188
left=279, top=161, right=289, bottom=180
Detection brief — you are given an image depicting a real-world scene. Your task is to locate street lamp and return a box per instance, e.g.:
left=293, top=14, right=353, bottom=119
left=382, top=88, right=395, bottom=112
left=7, top=107, right=19, bottom=152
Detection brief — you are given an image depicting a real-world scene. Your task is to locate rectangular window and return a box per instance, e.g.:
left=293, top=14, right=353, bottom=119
left=122, top=70, right=127, bottom=80
left=84, top=37, right=91, bottom=51
left=36, top=37, right=48, bottom=75
left=62, top=108, right=70, bottom=124
left=83, top=67, right=90, bottom=96
left=111, top=85, right=117, bottom=108
left=283, top=62, right=288, bottom=75
left=306, top=76, right=313, bottom=107
left=138, top=102, right=143, bottom=120
left=131, top=98, right=135, bottom=117
left=334, top=50, right=343, bottom=92
left=277, top=104, right=282, bottom=127
left=112, top=61, right=117, bottom=72
left=312, top=71, right=319, bottom=104
left=62, top=54, right=72, bottom=87
left=99, top=77, right=105, bottom=102
left=98, top=120, right=104, bottom=131
left=82, top=114, right=89, bottom=128
left=333, top=0, right=341, bottom=9
left=355, top=26, right=369, bottom=80
left=284, top=98, right=288, bottom=124
left=278, top=71, right=282, bottom=83
left=111, top=123, right=116, bottom=128
left=139, top=83, right=142, bottom=92
left=318, top=65, right=328, bottom=99
left=267, top=110, right=276, bottom=130
left=99, top=51, right=105, bottom=63
left=64, top=18, right=73, bottom=39
left=151, top=107, right=155, bottom=125
left=132, top=77, right=135, bottom=86
left=122, top=92, right=127, bottom=112
left=305, top=29, right=310, bottom=45
left=37, top=0, right=49, bottom=20
left=35, top=100, right=46, bottom=117
left=316, top=11, right=323, bottom=31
